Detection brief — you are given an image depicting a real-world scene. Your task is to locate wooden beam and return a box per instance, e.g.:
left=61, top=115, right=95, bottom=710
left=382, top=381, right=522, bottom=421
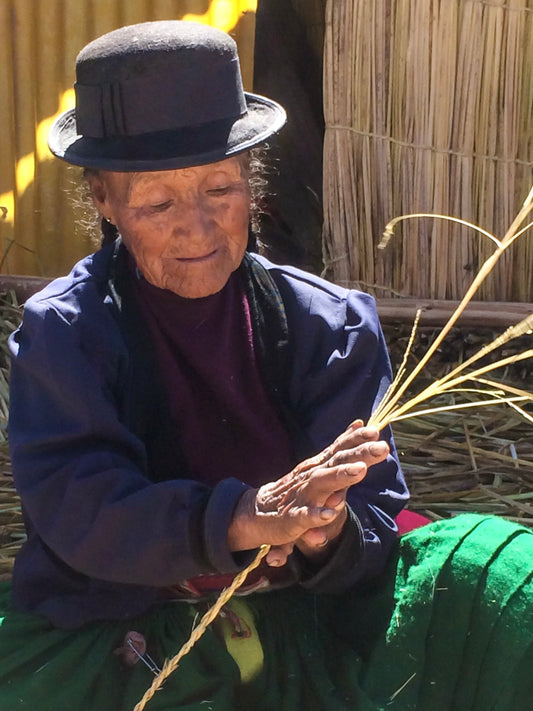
left=376, top=298, right=533, bottom=328
left=0, top=275, right=50, bottom=303
left=0, top=276, right=531, bottom=330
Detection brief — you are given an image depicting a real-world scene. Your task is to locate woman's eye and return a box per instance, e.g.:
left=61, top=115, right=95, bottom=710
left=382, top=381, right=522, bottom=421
left=149, top=200, right=172, bottom=212
left=207, top=186, right=230, bottom=196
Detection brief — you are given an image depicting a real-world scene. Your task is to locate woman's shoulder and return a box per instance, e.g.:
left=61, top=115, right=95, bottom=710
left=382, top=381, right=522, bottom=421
left=23, top=244, right=117, bottom=321
left=250, top=253, right=379, bottom=327
left=10, top=244, right=126, bottom=369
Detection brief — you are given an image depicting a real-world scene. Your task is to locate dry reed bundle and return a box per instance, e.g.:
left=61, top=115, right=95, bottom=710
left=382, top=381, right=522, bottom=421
left=323, top=0, right=533, bottom=301
left=385, top=321, right=533, bottom=525
left=394, top=407, right=533, bottom=525
left=0, top=291, right=20, bottom=443
left=0, top=446, right=22, bottom=582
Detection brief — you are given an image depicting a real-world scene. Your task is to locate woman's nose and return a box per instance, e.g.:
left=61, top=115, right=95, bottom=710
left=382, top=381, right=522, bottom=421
left=173, top=200, right=214, bottom=240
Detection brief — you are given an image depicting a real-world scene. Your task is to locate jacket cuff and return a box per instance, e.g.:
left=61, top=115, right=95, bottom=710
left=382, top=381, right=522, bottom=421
left=202, top=478, right=258, bottom=573
left=294, top=507, right=364, bottom=594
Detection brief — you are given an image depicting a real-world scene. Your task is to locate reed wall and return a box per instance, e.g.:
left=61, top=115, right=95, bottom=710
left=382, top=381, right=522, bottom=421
left=0, top=0, right=256, bottom=277
left=323, top=0, right=533, bottom=302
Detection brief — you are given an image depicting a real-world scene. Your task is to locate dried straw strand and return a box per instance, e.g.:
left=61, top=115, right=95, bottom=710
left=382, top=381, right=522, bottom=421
left=372, top=184, right=533, bottom=427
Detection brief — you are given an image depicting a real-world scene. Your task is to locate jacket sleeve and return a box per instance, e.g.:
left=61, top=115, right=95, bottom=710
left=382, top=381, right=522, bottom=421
left=8, top=294, right=254, bottom=587
left=276, top=271, right=409, bottom=592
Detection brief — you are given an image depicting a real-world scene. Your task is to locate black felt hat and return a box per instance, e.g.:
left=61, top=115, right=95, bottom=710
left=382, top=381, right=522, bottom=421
left=48, top=21, right=286, bottom=171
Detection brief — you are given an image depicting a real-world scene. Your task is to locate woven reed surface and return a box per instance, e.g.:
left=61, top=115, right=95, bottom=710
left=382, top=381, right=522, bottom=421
left=0, top=291, right=531, bottom=579
left=323, top=0, right=533, bottom=302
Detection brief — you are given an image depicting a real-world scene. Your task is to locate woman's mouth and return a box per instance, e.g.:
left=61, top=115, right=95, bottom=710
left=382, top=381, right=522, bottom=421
left=175, top=249, right=218, bottom=264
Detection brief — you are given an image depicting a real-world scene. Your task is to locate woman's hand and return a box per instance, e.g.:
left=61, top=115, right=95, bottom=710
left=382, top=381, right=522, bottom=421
left=227, top=420, right=390, bottom=566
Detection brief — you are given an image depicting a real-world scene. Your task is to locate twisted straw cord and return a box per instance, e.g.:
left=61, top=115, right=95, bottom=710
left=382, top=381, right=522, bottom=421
left=133, top=544, right=270, bottom=711
left=326, top=126, right=533, bottom=167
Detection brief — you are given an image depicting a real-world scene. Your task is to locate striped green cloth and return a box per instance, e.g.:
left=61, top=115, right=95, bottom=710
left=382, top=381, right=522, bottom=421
left=0, top=514, right=531, bottom=710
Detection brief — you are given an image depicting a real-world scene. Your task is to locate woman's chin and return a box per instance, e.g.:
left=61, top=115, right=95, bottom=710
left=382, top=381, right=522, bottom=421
left=161, top=268, right=232, bottom=299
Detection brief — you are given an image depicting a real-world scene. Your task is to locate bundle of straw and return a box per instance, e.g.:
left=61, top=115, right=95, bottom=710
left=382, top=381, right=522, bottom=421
left=0, top=291, right=20, bottom=443
left=323, top=0, right=533, bottom=301
left=385, top=321, right=533, bottom=526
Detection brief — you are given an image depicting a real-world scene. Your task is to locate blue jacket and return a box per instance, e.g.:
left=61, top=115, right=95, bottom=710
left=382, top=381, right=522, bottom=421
left=8, top=243, right=408, bottom=629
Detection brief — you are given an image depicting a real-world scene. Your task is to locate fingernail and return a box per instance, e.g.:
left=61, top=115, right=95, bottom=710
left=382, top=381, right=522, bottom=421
left=369, top=442, right=388, bottom=456
left=320, top=508, right=336, bottom=520
left=349, top=462, right=366, bottom=476
left=361, top=426, right=379, bottom=439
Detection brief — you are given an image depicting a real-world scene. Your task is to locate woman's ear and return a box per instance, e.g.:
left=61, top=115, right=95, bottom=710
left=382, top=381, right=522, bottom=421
left=86, top=171, right=112, bottom=222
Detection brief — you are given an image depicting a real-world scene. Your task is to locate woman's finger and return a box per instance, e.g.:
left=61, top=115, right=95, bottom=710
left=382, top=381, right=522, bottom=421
left=346, top=418, right=364, bottom=432
left=265, top=543, right=294, bottom=567
left=327, top=440, right=389, bottom=469
left=299, top=526, right=329, bottom=548
left=299, top=461, right=368, bottom=502
left=323, top=489, right=347, bottom=510
left=298, top=506, right=348, bottom=549
left=332, top=424, right=381, bottom=452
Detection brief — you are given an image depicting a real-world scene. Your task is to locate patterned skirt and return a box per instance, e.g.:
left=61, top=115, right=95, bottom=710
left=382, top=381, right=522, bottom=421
left=0, top=514, right=531, bottom=711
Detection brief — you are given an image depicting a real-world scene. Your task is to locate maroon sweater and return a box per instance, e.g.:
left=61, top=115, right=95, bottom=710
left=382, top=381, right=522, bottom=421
left=131, top=267, right=297, bottom=596
left=132, top=268, right=294, bottom=489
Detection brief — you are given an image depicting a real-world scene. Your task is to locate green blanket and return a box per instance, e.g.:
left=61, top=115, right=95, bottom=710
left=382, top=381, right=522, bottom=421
left=0, top=514, right=531, bottom=710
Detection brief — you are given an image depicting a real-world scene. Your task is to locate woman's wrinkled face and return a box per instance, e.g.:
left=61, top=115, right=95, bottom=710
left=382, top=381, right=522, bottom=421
left=89, top=157, right=251, bottom=298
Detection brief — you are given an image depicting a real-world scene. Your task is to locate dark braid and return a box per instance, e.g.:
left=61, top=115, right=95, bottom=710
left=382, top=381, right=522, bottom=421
left=100, top=217, right=119, bottom=247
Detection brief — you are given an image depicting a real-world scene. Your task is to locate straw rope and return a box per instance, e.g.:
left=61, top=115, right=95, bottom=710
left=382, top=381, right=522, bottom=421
left=323, top=0, right=533, bottom=302
left=327, top=127, right=533, bottom=166
left=133, top=544, right=270, bottom=711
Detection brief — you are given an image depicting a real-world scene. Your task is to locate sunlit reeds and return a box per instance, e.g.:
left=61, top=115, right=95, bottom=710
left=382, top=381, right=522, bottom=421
left=369, top=184, right=533, bottom=431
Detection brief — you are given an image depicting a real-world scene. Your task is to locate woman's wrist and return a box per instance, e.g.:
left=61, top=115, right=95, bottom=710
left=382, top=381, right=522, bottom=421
left=227, top=487, right=262, bottom=552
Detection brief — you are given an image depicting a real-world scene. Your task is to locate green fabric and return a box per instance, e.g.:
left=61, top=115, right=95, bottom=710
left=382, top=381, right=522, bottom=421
left=0, top=514, right=531, bottom=710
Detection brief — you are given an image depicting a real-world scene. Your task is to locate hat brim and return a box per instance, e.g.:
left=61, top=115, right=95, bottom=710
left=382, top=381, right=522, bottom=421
left=48, top=93, right=286, bottom=171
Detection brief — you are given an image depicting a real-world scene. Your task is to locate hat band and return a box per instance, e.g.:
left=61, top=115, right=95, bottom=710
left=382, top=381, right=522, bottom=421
left=75, top=60, right=247, bottom=138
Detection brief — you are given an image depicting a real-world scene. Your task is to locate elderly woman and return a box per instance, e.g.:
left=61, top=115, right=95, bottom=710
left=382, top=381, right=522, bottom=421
left=1, top=20, right=532, bottom=711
